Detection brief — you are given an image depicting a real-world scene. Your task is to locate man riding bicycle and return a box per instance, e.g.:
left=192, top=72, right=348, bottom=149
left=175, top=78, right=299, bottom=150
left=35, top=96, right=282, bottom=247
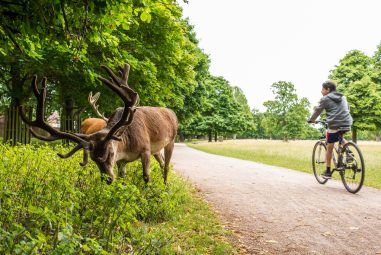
left=307, top=80, right=353, bottom=179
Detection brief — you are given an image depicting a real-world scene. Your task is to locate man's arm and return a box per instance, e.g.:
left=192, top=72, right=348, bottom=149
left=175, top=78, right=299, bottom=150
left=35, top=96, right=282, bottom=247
left=308, top=97, right=325, bottom=123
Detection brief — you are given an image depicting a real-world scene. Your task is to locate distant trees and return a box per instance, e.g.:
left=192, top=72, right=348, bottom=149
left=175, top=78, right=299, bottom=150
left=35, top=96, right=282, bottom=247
left=182, top=75, right=254, bottom=141
left=261, top=81, right=311, bottom=141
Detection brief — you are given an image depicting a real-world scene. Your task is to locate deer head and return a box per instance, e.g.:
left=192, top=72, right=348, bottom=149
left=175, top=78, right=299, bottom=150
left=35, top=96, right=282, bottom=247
left=19, top=63, right=139, bottom=183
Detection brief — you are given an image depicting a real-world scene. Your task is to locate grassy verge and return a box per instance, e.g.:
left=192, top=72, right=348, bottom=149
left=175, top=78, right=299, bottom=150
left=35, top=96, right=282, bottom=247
left=187, top=139, right=381, bottom=189
left=0, top=144, right=236, bottom=254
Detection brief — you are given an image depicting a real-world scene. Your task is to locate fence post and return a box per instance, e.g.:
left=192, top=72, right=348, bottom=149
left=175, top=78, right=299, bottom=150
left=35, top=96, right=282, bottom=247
left=3, top=106, right=31, bottom=146
left=60, top=110, right=82, bottom=146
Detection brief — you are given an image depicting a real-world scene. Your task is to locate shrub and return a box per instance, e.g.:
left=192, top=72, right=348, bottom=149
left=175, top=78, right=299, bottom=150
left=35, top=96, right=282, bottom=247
left=0, top=144, right=195, bottom=254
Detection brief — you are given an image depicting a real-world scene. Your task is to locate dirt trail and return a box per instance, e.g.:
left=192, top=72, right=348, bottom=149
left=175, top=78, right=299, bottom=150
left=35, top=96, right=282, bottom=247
left=171, top=143, right=381, bottom=255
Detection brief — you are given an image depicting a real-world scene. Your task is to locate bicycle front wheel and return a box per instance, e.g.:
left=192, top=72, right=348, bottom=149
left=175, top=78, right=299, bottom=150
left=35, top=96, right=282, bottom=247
left=312, top=141, right=328, bottom=184
left=340, top=142, right=365, bottom=194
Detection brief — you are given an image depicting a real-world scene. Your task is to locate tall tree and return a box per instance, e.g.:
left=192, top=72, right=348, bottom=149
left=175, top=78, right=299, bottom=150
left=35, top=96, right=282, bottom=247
left=329, top=50, right=379, bottom=142
left=263, top=81, right=310, bottom=141
left=372, top=42, right=381, bottom=84
left=187, top=75, right=252, bottom=141
left=231, top=86, right=254, bottom=137
left=248, top=108, right=265, bottom=138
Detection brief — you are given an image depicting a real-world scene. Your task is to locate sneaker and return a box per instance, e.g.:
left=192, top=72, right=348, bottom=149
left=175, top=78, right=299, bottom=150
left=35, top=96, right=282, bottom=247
left=321, top=170, right=332, bottom=179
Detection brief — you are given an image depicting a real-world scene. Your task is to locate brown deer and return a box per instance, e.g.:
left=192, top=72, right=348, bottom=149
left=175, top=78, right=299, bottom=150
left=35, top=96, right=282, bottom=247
left=80, top=92, right=107, bottom=134
left=19, top=63, right=178, bottom=184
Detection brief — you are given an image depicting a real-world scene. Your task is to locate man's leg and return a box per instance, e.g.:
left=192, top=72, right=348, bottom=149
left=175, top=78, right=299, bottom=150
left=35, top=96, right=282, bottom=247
left=326, top=143, right=334, bottom=168
left=323, top=143, right=334, bottom=178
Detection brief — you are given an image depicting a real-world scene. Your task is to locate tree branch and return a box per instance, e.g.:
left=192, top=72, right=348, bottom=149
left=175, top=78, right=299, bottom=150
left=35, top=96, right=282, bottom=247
left=60, top=0, right=70, bottom=34
left=1, top=24, right=23, bottom=52
left=0, top=1, right=25, bottom=6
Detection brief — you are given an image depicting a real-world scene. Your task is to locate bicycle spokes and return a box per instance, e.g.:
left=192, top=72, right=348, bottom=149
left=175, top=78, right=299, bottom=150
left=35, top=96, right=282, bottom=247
left=312, top=142, right=328, bottom=185
left=340, top=142, right=365, bottom=194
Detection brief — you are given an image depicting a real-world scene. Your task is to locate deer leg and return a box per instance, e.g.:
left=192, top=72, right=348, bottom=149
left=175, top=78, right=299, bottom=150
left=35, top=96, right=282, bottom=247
left=116, top=160, right=128, bottom=178
left=141, top=151, right=151, bottom=183
left=163, top=141, right=175, bottom=184
left=154, top=152, right=164, bottom=169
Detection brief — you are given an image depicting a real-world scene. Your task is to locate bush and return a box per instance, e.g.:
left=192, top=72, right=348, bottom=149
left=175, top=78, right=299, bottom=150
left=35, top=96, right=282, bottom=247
left=0, top=144, right=234, bottom=254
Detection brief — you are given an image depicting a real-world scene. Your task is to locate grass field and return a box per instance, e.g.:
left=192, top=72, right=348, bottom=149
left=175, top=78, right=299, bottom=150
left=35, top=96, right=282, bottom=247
left=187, top=139, right=381, bottom=189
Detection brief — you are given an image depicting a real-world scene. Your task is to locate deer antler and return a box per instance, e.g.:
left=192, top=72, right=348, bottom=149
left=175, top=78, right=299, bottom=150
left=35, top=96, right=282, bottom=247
left=18, top=75, right=91, bottom=166
left=88, top=91, right=108, bottom=121
left=98, top=63, right=139, bottom=142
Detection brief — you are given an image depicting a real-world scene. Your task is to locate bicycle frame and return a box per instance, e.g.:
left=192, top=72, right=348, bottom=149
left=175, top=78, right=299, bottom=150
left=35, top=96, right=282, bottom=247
left=318, top=138, right=344, bottom=173
left=316, top=121, right=346, bottom=173
left=311, top=120, right=365, bottom=193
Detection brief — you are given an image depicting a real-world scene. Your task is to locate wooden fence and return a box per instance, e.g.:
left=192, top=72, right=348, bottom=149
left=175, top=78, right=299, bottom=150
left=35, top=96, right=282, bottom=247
left=2, top=106, right=82, bottom=146
left=60, top=111, right=82, bottom=145
left=3, top=106, right=31, bottom=146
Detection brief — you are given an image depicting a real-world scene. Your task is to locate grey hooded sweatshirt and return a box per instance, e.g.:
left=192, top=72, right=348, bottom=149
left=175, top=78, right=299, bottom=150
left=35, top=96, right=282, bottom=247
left=309, top=91, right=353, bottom=130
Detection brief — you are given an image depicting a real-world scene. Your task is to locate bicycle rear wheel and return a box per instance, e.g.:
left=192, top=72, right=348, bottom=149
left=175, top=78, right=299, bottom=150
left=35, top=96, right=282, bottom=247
left=312, top=141, right=328, bottom=184
left=340, top=142, right=365, bottom=194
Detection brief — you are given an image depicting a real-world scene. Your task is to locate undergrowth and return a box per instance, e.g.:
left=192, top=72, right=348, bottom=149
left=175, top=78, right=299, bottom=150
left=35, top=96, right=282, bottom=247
left=0, top=144, right=234, bottom=254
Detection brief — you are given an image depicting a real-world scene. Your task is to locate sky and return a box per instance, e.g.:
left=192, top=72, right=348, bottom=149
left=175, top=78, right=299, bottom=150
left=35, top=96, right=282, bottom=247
left=179, top=0, right=381, bottom=111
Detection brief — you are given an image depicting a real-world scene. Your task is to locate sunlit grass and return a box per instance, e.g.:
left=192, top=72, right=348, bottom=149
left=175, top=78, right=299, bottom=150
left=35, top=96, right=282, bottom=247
left=188, top=139, right=381, bottom=189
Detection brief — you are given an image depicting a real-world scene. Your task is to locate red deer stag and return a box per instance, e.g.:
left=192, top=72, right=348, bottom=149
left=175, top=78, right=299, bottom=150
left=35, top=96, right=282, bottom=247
left=19, top=63, right=178, bottom=184
left=80, top=92, right=107, bottom=134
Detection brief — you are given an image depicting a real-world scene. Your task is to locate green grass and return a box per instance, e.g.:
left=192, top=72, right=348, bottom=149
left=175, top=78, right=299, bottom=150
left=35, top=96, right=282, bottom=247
left=187, top=139, right=381, bottom=189
left=0, top=143, right=236, bottom=254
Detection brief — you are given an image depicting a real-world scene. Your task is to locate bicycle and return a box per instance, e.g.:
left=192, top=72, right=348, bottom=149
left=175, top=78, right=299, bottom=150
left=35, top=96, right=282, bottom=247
left=311, top=120, right=365, bottom=193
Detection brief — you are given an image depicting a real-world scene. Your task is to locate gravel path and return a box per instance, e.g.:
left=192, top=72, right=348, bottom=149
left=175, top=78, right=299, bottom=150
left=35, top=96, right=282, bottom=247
left=171, top=143, right=381, bottom=255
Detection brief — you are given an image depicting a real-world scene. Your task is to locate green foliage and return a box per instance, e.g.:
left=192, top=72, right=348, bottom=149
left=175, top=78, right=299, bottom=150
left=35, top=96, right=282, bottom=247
left=0, top=144, right=234, bottom=254
left=185, top=75, right=254, bottom=139
left=345, top=77, right=381, bottom=130
left=244, top=108, right=265, bottom=138
left=0, top=0, right=206, bottom=126
left=372, top=43, right=381, bottom=84
left=329, top=50, right=372, bottom=86
left=329, top=48, right=381, bottom=139
left=262, top=81, right=310, bottom=140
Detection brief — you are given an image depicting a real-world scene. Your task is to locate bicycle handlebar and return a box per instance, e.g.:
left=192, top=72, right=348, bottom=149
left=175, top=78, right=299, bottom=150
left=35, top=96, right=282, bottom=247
left=309, top=120, right=328, bottom=128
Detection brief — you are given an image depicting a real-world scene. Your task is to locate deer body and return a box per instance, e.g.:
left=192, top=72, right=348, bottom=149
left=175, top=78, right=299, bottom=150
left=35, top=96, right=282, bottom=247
left=80, top=118, right=107, bottom=134
left=80, top=92, right=108, bottom=135
left=19, top=63, right=178, bottom=184
left=97, top=106, right=177, bottom=183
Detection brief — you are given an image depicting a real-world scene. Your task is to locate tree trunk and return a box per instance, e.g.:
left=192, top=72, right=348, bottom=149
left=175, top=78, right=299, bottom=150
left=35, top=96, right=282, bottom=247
left=214, top=132, right=217, bottom=142
left=208, top=131, right=212, bottom=142
left=352, top=127, right=357, bottom=144
left=179, top=132, right=185, bottom=142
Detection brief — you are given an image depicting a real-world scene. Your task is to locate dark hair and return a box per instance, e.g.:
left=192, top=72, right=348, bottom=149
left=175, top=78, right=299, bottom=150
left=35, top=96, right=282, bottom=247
left=322, top=80, right=336, bottom=92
